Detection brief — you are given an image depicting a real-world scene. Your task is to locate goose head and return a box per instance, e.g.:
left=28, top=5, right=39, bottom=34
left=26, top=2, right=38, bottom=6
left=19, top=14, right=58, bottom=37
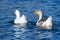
left=34, top=10, right=43, bottom=15
left=15, top=10, right=20, bottom=17
left=34, top=10, right=44, bottom=20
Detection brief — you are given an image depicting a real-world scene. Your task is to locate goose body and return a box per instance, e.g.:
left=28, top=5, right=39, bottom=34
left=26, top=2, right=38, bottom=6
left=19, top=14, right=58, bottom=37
left=42, top=16, right=53, bottom=29
left=14, top=10, right=27, bottom=25
left=34, top=10, right=53, bottom=29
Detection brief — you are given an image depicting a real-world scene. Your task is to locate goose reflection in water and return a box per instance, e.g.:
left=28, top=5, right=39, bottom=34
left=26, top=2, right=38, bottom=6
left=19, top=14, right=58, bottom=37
left=35, top=31, right=53, bottom=39
left=13, top=25, right=54, bottom=40
left=13, top=24, right=28, bottom=40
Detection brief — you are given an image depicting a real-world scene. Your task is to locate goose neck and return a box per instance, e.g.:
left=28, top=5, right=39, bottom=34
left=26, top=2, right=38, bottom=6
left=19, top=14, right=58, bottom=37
left=38, top=14, right=43, bottom=21
left=16, top=14, right=20, bottom=18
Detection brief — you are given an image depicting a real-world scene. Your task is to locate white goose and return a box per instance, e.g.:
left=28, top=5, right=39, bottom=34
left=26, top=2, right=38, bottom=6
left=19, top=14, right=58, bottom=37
left=14, top=10, right=27, bottom=25
left=34, top=10, right=53, bottom=29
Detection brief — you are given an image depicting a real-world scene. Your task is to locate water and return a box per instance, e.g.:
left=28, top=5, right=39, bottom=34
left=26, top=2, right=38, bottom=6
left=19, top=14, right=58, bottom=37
left=0, top=0, right=60, bottom=40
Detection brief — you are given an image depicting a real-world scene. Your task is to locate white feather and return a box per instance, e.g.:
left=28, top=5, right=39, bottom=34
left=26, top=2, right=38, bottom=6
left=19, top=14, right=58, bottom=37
left=42, top=16, right=53, bottom=29
left=14, top=10, right=27, bottom=24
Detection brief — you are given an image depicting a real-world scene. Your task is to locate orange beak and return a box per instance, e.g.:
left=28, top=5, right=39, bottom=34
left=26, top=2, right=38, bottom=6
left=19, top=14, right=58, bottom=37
left=34, top=10, right=38, bottom=14
left=34, top=11, right=36, bottom=14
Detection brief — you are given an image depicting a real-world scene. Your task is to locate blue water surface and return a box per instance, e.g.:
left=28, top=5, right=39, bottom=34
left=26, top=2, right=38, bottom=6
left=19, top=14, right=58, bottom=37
left=0, top=0, right=60, bottom=40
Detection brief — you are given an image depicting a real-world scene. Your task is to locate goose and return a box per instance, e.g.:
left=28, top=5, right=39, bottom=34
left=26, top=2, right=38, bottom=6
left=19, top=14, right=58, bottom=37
left=34, top=10, right=53, bottom=29
left=14, top=10, right=27, bottom=25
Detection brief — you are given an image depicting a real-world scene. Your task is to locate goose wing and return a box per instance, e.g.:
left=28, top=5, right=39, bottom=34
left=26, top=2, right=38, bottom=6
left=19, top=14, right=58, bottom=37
left=20, top=15, right=27, bottom=23
left=42, top=16, right=53, bottom=27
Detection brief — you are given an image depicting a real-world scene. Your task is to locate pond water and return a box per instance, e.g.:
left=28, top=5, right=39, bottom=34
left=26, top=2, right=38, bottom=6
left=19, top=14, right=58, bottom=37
left=0, top=0, right=60, bottom=40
